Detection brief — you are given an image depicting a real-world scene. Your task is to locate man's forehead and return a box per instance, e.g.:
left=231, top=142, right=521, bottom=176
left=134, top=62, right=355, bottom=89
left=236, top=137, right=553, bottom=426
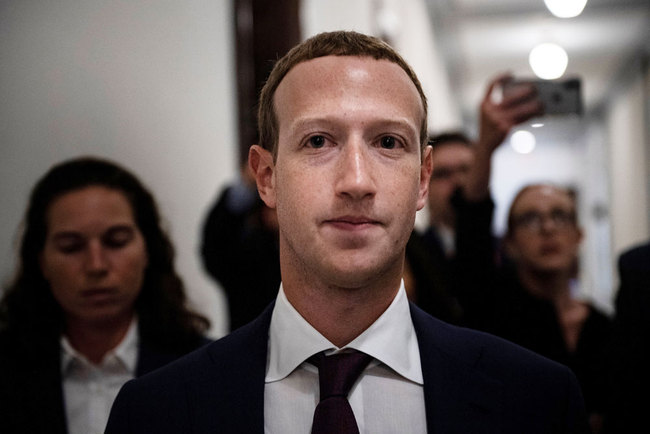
left=276, top=55, right=419, bottom=101
left=274, top=55, right=424, bottom=128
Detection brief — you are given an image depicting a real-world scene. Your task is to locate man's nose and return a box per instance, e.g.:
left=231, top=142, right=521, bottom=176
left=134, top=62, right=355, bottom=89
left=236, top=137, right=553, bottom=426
left=335, top=141, right=376, bottom=200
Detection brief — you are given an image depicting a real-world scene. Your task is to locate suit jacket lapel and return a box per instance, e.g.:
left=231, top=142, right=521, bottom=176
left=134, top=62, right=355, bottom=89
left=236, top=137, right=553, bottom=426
left=188, top=303, right=274, bottom=433
left=410, top=303, right=504, bottom=433
left=19, top=341, right=68, bottom=434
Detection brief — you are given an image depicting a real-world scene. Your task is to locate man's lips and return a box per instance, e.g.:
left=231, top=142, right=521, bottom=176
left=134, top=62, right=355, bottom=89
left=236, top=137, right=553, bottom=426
left=323, top=216, right=380, bottom=230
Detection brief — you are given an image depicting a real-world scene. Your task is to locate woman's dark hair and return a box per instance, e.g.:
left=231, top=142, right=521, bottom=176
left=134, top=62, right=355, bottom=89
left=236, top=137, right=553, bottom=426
left=0, top=157, right=209, bottom=352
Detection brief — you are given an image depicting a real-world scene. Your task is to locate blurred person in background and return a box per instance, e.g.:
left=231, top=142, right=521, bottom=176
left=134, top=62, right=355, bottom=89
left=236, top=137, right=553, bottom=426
left=402, top=132, right=475, bottom=324
left=404, top=73, right=540, bottom=324
left=450, top=76, right=612, bottom=433
left=420, top=131, right=475, bottom=262
left=604, top=241, right=650, bottom=432
left=0, top=157, right=210, bottom=434
left=201, top=161, right=280, bottom=332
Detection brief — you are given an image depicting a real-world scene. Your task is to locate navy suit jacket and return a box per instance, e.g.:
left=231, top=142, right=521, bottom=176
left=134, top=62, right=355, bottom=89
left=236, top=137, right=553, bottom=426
left=106, top=303, right=589, bottom=433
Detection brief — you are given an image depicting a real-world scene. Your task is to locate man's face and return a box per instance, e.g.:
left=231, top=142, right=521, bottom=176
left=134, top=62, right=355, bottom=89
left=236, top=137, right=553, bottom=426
left=427, top=143, right=474, bottom=228
left=506, top=186, right=582, bottom=275
left=254, top=55, right=431, bottom=289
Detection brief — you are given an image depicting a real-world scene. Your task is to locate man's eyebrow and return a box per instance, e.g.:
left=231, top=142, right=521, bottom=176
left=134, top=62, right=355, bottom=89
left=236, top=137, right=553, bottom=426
left=288, top=117, right=338, bottom=134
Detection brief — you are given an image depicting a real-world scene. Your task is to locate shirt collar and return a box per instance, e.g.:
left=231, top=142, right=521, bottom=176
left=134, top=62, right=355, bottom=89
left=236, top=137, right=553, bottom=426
left=60, top=317, right=139, bottom=374
left=266, top=282, right=423, bottom=385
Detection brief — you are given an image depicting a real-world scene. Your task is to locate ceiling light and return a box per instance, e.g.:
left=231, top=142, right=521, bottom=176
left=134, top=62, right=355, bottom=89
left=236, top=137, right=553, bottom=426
left=544, top=0, right=588, bottom=18
left=510, top=130, right=536, bottom=154
left=529, top=43, right=568, bottom=79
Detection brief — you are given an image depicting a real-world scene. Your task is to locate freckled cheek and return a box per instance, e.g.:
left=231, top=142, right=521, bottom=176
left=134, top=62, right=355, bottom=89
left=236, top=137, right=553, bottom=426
left=276, top=171, right=325, bottom=217
left=391, top=170, right=422, bottom=206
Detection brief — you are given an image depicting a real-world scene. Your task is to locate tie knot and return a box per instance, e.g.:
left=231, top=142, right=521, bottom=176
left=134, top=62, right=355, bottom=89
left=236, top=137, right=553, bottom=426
left=309, top=351, right=373, bottom=399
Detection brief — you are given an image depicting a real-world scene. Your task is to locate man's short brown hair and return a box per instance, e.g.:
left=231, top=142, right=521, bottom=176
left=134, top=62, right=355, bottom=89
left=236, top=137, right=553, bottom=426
left=257, top=30, right=428, bottom=159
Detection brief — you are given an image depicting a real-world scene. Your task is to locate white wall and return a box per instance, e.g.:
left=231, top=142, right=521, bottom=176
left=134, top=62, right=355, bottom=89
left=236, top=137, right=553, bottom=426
left=0, top=0, right=236, bottom=338
left=606, top=60, right=650, bottom=262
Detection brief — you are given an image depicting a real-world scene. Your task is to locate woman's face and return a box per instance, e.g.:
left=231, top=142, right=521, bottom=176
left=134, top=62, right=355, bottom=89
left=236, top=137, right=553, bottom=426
left=506, top=185, right=581, bottom=275
left=39, top=186, right=148, bottom=328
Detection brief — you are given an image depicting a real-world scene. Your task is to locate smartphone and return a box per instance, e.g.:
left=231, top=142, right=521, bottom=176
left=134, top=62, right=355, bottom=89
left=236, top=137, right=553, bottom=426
left=503, top=77, right=583, bottom=116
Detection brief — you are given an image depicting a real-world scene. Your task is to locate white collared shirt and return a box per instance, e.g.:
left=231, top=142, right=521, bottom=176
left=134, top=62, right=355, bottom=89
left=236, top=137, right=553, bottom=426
left=60, top=319, right=138, bottom=434
left=264, top=282, right=427, bottom=434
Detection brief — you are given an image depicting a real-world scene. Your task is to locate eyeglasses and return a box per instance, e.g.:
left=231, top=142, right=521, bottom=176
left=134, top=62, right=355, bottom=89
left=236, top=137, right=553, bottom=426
left=511, top=209, right=576, bottom=233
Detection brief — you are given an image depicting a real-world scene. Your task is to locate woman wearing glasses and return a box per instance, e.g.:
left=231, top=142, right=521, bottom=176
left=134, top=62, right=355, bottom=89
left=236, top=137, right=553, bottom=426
left=443, top=75, right=612, bottom=433
left=454, top=182, right=610, bottom=433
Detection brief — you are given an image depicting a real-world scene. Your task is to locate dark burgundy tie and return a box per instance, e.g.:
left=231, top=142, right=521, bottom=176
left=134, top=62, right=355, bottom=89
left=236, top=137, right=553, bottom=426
left=309, top=350, right=373, bottom=434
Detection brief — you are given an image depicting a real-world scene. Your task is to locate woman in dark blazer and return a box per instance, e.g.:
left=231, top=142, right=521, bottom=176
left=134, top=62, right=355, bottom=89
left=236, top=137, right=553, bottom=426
left=0, top=157, right=211, bottom=434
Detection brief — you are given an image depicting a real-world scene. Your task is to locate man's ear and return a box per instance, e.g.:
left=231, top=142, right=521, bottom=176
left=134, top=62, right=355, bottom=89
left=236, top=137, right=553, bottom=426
left=248, top=145, right=276, bottom=209
left=417, top=145, right=433, bottom=211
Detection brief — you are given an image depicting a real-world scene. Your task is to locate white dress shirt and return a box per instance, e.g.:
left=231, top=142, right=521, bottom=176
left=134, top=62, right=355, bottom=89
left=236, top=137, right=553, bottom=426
left=264, top=282, right=427, bottom=434
left=60, top=319, right=138, bottom=434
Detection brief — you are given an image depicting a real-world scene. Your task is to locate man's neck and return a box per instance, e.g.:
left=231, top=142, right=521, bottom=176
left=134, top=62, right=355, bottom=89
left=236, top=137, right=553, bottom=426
left=282, top=271, right=401, bottom=348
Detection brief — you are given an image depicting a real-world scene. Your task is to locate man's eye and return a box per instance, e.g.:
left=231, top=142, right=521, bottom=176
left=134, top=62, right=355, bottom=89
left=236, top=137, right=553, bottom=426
left=380, top=136, right=397, bottom=149
left=308, top=136, right=326, bottom=148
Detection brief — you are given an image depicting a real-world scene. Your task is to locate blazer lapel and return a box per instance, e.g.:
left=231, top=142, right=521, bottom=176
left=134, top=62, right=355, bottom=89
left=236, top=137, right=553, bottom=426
left=187, top=303, right=274, bottom=433
left=410, top=303, right=504, bottom=434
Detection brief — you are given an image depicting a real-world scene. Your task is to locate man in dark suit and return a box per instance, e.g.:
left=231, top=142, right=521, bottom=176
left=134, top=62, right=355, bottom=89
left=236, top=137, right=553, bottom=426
left=106, top=30, right=588, bottom=433
left=604, top=241, right=650, bottom=432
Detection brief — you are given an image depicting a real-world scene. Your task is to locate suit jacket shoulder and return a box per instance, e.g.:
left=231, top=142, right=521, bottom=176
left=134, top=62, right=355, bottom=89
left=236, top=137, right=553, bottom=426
left=410, top=303, right=589, bottom=433
left=106, top=305, right=273, bottom=434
